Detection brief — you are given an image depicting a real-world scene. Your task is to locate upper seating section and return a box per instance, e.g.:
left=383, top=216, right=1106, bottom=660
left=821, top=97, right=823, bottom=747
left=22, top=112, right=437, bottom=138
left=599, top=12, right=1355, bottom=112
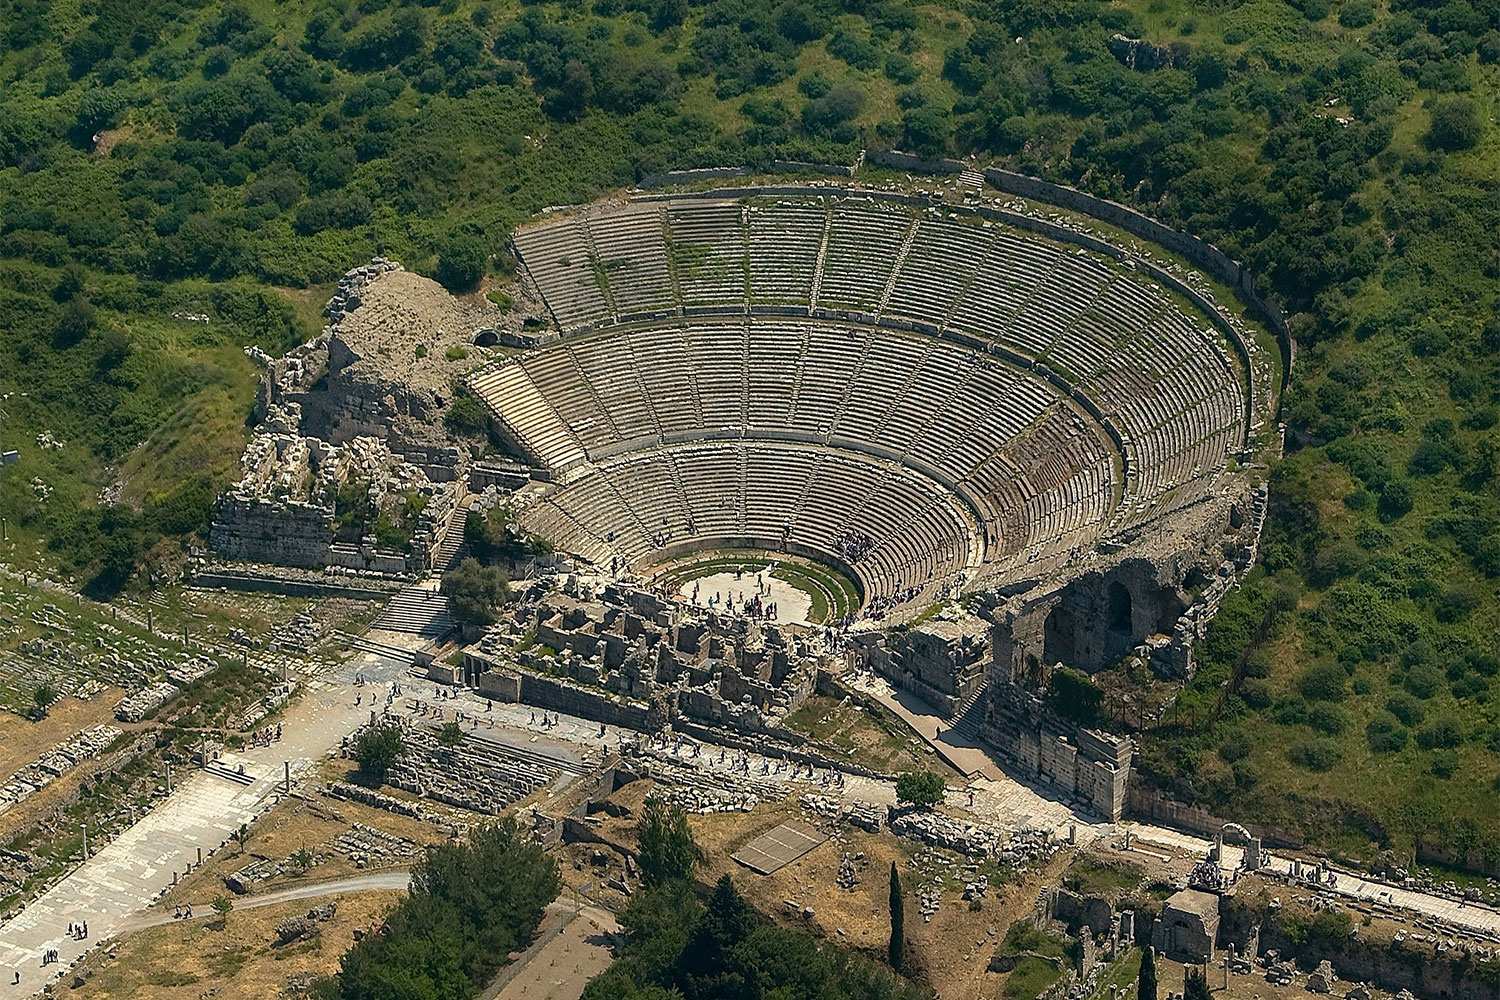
left=509, top=197, right=1247, bottom=470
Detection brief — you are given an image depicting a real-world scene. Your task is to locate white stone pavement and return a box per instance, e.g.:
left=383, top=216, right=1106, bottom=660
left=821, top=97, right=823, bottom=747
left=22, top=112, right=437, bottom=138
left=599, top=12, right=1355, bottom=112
left=0, top=649, right=410, bottom=996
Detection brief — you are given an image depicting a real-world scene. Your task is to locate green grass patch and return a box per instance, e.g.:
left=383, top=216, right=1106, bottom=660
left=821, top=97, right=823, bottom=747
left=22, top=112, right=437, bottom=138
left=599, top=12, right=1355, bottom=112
left=1062, top=859, right=1145, bottom=897
left=652, top=549, right=861, bottom=623
left=1003, top=956, right=1063, bottom=1000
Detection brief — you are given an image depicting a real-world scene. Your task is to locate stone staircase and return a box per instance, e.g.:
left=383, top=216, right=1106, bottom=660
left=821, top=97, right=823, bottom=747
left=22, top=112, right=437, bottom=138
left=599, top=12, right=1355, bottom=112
left=945, top=678, right=988, bottom=741
left=462, top=729, right=593, bottom=778
left=371, top=586, right=456, bottom=638
left=204, top=761, right=255, bottom=786
left=430, top=506, right=471, bottom=576
left=338, top=631, right=422, bottom=664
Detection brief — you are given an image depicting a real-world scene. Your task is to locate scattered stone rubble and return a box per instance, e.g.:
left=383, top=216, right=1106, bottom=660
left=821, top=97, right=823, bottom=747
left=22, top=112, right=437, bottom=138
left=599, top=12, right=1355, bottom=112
left=0, top=725, right=122, bottom=813
left=276, top=901, right=339, bottom=944
left=331, top=823, right=420, bottom=869
left=114, top=682, right=181, bottom=723
left=799, top=794, right=883, bottom=833
left=889, top=808, right=1007, bottom=858
left=165, top=655, right=218, bottom=687
left=325, top=781, right=432, bottom=822
left=836, top=852, right=864, bottom=891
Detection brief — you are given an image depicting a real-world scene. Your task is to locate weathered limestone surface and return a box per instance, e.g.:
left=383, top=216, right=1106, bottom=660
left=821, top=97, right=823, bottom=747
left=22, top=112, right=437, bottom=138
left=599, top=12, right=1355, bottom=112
left=211, top=260, right=497, bottom=575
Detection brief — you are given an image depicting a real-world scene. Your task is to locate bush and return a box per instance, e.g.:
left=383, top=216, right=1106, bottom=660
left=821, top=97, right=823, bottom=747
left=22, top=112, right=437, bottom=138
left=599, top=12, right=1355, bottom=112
left=1339, top=0, right=1375, bottom=27
left=1308, top=703, right=1348, bottom=735
left=1050, top=667, right=1103, bottom=722
left=1289, top=740, right=1339, bottom=771
left=1300, top=662, right=1347, bottom=701
left=1218, top=732, right=1253, bottom=762
left=1404, top=664, right=1444, bottom=699
left=1367, top=712, right=1408, bottom=753
left=801, top=85, right=864, bottom=132
left=1417, top=715, right=1463, bottom=749
left=1386, top=691, right=1425, bottom=725
left=895, top=770, right=944, bottom=809
left=1427, top=97, right=1482, bottom=151
left=1240, top=677, right=1273, bottom=708
left=435, top=231, right=489, bottom=292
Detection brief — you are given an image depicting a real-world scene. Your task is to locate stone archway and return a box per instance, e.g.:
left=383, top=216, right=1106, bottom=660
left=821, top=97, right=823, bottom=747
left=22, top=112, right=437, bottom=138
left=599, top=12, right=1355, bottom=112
left=1107, top=581, right=1132, bottom=635
left=1043, top=604, right=1077, bottom=665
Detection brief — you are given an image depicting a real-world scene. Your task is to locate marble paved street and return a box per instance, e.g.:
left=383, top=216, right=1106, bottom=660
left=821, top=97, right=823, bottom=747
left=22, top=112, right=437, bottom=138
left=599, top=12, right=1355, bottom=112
left=0, top=649, right=410, bottom=996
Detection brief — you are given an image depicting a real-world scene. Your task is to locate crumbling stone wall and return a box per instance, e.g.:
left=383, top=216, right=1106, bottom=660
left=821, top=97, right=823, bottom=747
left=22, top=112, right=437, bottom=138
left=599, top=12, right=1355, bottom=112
left=859, top=614, right=990, bottom=715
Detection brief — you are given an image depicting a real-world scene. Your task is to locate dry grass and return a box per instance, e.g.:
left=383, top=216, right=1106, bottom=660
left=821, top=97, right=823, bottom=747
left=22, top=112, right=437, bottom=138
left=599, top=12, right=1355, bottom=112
left=690, top=803, right=1078, bottom=1000
left=160, top=785, right=457, bottom=907
left=784, top=694, right=961, bottom=776
left=71, top=890, right=403, bottom=1000
left=0, top=689, right=126, bottom=840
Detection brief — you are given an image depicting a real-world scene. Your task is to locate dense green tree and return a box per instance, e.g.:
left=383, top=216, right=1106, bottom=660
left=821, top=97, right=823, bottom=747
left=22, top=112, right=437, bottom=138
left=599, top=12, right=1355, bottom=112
left=1426, top=97, right=1482, bottom=150
left=894, top=771, right=944, bottom=809
left=352, top=725, right=404, bottom=783
left=1138, top=944, right=1158, bottom=1000
left=1183, top=967, right=1212, bottom=1000
left=329, top=818, right=559, bottom=999
left=440, top=557, right=511, bottom=626
left=435, top=231, right=489, bottom=292
left=636, top=795, right=699, bottom=886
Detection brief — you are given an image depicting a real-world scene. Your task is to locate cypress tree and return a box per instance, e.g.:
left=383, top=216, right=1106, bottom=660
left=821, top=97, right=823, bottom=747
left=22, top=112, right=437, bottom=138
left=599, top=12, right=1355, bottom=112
left=888, top=861, right=904, bottom=971
left=1183, top=967, right=1213, bottom=1000
left=1138, top=943, right=1158, bottom=1000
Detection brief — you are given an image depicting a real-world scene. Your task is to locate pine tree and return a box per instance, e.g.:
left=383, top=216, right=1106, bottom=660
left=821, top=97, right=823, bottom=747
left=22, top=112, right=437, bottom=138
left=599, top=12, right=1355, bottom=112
left=888, top=861, right=905, bottom=971
left=1137, top=944, right=1158, bottom=1000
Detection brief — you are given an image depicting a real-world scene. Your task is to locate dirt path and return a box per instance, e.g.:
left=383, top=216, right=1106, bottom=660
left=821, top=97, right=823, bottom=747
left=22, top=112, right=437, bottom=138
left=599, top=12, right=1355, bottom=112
left=112, top=871, right=412, bottom=935
left=483, top=897, right=619, bottom=1000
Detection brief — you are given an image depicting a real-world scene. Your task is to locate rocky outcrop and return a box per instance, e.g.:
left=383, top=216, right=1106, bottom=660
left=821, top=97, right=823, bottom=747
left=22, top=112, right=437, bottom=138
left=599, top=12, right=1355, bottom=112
left=1108, top=34, right=1175, bottom=70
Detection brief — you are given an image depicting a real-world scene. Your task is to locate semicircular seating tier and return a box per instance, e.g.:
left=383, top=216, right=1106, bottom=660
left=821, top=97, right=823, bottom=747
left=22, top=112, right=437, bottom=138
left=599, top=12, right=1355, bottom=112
left=472, top=193, right=1252, bottom=616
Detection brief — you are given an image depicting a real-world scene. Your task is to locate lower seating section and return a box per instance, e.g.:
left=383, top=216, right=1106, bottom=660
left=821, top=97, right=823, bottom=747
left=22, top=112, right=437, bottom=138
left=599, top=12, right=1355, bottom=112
left=519, top=442, right=977, bottom=605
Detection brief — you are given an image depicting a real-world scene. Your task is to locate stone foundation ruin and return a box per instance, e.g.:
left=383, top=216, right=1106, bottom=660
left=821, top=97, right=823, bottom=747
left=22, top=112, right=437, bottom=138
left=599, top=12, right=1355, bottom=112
left=461, top=577, right=826, bottom=736
left=209, top=260, right=503, bottom=579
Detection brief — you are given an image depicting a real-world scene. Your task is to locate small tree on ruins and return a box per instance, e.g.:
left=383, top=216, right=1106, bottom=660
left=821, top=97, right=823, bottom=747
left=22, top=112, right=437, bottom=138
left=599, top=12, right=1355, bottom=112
left=636, top=795, right=699, bottom=886
left=888, top=861, right=905, bottom=971
left=438, top=721, right=465, bottom=747
left=894, top=770, right=944, bottom=810
left=441, top=557, right=510, bottom=627
left=1183, top=967, right=1212, bottom=1000
left=353, top=724, right=404, bottom=784
left=31, top=684, right=55, bottom=718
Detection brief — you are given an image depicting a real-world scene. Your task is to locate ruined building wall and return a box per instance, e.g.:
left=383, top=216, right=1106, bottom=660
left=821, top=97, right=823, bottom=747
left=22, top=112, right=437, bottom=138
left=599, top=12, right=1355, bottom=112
left=209, top=496, right=334, bottom=569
